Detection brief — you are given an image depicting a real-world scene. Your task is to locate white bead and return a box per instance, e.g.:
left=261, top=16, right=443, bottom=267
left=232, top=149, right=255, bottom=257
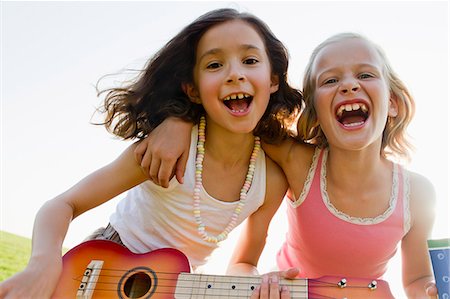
left=193, top=116, right=259, bottom=243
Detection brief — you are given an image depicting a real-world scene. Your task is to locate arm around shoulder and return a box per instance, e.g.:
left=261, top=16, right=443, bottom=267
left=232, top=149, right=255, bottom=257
left=134, top=117, right=194, bottom=187
left=263, top=137, right=315, bottom=171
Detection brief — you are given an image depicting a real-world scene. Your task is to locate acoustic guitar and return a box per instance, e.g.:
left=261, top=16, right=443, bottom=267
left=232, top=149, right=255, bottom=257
left=52, top=240, right=394, bottom=298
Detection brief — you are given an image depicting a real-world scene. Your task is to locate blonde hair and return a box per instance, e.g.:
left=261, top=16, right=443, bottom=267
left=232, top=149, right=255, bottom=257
left=297, top=32, right=415, bottom=161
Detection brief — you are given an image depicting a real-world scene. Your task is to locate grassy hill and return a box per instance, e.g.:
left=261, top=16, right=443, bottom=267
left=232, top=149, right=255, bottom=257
left=0, top=231, right=32, bottom=281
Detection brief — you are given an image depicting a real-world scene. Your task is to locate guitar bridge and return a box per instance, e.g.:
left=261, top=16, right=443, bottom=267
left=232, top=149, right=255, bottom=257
left=76, top=260, right=104, bottom=299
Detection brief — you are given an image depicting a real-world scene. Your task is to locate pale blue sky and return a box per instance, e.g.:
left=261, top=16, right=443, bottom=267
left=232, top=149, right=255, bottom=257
left=1, top=1, right=448, bottom=296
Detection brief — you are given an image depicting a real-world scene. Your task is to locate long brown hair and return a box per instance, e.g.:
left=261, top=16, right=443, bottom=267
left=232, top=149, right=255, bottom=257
left=97, top=8, right=302, bottom=143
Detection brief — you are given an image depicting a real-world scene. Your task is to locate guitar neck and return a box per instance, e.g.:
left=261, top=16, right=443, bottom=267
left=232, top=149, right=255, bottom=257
left=174, top=273, right=394, bottom=299
left=175, top=273, right=307, bottom=298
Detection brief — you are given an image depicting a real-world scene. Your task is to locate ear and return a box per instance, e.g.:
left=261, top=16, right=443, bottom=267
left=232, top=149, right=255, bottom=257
left=269, top=74, right=280, bottom=94
left=388, top=93, right=399, bottom=117
left=182, top=83, right=201, bottom=104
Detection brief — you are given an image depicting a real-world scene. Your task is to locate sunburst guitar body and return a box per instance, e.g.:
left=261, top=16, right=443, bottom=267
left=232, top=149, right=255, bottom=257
left=52, top=240, right=394, bottom=298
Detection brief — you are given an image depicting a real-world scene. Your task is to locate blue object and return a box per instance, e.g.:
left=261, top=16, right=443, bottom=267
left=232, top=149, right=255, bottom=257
left=428, top=238, right=450, bottom=299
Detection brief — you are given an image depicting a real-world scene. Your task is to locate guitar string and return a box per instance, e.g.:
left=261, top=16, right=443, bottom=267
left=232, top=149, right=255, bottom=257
left=73, top=269, right=374, bottom=289
left=72, top=270, right=375, bottom=299
left=71, top=284, right=338, bottom=299
left=75, top=287, right=312, bottom=299
left=76, top=267, right=377, bottom=287
left=73, top=285, right=360, bottom=299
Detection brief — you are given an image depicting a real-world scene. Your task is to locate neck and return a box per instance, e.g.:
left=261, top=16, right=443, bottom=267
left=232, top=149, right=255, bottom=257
left=203, top=119, right=256, bottom=167
left=326, top=144, right=390, bottom=185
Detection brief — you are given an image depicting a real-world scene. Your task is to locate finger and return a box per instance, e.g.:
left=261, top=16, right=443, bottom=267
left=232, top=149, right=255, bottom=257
left=250, top=285, right=261, bottom=299
left=149, top=157, right=162, bottom=186
left=280, top=286, right=290, bottom=299
left=140, top=151, right=152, bottom=179
left=269, top=275, right=280, bottom=299
left=175, top=150, right=189, bottom=184
left=259, top=275, right=269, bottom=298
left=281, top=267, right=299, bottom=279
left=134, top=141, right=147, bottom=165
left=425, top=283, right=438, bottom=297
left=159, top=159, right=176, bottom=188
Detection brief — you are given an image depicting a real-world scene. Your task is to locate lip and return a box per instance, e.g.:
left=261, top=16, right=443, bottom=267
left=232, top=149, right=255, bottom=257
left=334, top=98, right=370, bottom=130
left=222, top=92, right=253, bottom=117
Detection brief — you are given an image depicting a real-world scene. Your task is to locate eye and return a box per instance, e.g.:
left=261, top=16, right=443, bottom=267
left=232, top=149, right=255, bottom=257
left=243, top=58, right=259, bottom=65
left=359, top=73, right=374, bottom=79
left=323, top=78, right=338, bottom=85
left=206, top=62, right=222, bottom=69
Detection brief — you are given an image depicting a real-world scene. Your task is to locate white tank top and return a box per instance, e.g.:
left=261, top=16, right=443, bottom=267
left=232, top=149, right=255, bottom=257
left=110, top=126, right=266, bottom=269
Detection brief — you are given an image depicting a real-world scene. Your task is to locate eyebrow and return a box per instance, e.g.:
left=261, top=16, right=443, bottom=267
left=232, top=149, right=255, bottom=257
left=321, top=63, right=380, bottom=73
left=198, top=44, right=263, bottom=61
left=316, top=63, right=381, bottom=78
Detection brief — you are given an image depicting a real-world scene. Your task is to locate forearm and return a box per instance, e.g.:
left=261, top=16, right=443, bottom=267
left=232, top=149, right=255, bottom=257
left=0, top=199, right=74, bottom=297
left=30, top=198, right=74, bottom=260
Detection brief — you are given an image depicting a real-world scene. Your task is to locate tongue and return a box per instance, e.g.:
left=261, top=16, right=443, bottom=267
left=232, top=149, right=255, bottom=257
left=341, top=115, right=365, bottom=125
left=227, top=99, right=249, bottom=111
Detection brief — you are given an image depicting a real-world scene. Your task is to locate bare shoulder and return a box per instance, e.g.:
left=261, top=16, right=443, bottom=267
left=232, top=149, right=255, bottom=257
left=262, top=137, right=315, bottom=169
left=406, top=169, right=436, bottom=224
left=288, top=140, right=315, bottom=167
left=263, top=155, right=288, bottom=205
left=407, top=170, right=436, bottom=207
left=265, top=154, right=287, bottom=187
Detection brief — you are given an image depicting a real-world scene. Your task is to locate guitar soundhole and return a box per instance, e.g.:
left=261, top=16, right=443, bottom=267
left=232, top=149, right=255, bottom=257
left=124, top=272, right=151, bottom=298
left=118, top=266, right=157, bottom=299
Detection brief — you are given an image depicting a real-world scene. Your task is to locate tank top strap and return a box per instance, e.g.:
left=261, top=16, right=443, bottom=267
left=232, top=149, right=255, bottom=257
left=290, top=147, right=325, bottom=208
left=396, top=164, right=411, bottom=234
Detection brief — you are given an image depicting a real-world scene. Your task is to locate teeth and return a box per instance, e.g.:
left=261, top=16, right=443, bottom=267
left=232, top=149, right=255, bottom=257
left=336, top=102, right=368, bottom=117
left=361, top=105, right=368, bottom=113
left=343, top=121, right=365, bottom=127
left=223, top=93, right=251, bottom=101
left=337, top=106, right=345, bottom=117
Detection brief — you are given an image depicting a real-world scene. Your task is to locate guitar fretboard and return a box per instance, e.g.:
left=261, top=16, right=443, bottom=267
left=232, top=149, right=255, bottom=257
left=174, top=273, right=308, bottom=298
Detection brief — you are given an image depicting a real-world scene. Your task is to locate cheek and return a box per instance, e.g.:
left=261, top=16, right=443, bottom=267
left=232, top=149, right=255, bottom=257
left=313, top=94, right=325, bottom=116
left=313, top=96, right=334, bottom=127
left=252, top=68, right=274, bottom=88
left=196, top=75, right=219, bottom=96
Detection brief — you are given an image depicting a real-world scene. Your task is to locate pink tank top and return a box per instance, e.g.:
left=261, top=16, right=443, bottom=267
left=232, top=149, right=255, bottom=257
left=277, top=148, right=411, bottom=279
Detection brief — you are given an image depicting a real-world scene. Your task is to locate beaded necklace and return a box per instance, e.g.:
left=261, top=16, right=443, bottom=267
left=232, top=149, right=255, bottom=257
left=193, top=116, right=261, bottom=243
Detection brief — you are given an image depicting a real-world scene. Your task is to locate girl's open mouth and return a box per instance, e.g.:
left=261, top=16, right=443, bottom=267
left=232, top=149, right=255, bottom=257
left=336, top=102, right=369, bottom=128
left=223, top=93, right=253, bottom=114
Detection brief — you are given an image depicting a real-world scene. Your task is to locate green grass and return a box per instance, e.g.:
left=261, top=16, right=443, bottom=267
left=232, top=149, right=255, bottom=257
left=0, top=231, right=71, bottom=282
left=0, top=231, right=32, bottom=281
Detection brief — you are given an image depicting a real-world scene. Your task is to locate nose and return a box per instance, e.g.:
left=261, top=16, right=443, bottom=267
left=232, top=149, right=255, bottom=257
left=226, top=62, right=246, bottom=83
left=339, top=78, right=360, bottom=94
